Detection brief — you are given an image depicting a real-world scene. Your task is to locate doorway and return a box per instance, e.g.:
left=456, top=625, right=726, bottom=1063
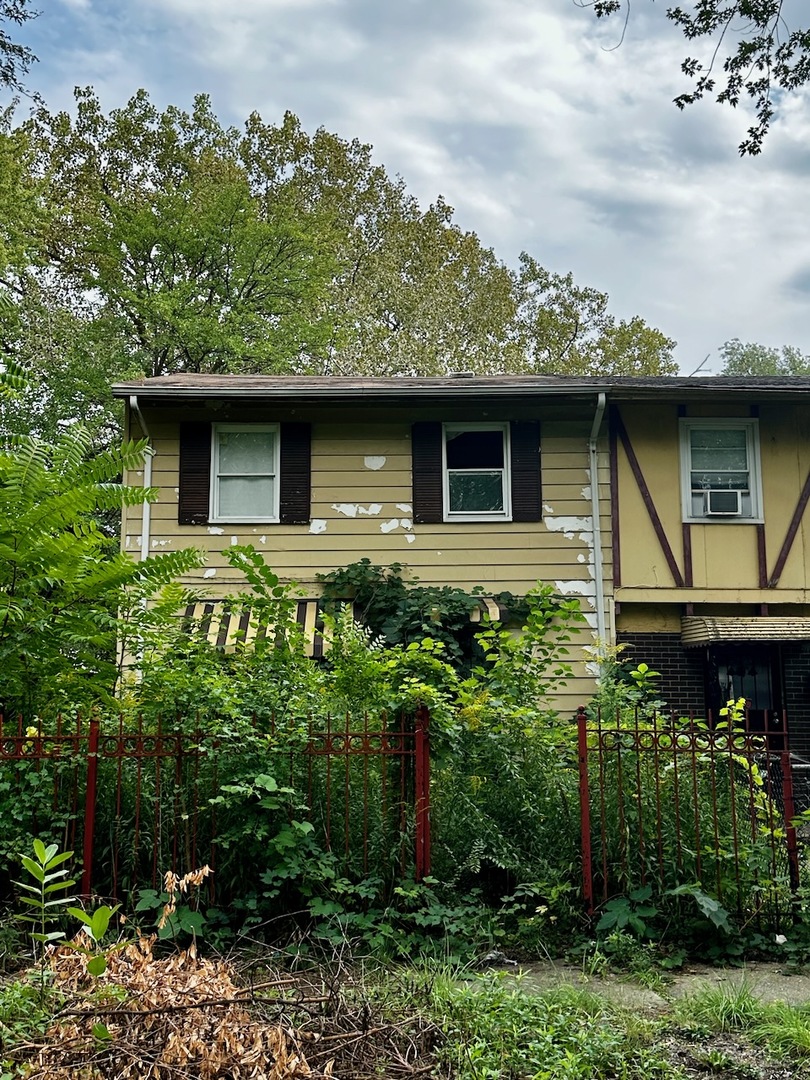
left=705, top=643, right=784, bottom=744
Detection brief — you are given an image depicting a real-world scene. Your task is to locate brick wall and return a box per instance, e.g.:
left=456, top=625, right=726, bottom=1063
left=616, top=632, right=707, bottom=717
left=782, top=642, right=810, bottom=762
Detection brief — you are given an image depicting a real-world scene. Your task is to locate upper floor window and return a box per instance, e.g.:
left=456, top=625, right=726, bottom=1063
left=211, top=423, right=279, bottom=522
left=679, top=418, right=762, bottom=522
left=443, top=423, right=511, bottom=521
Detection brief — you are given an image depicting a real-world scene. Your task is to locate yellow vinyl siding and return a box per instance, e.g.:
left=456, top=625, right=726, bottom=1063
left=616, top=403, right=810, bottom=599
left=122, top=413, right=611, bottom=715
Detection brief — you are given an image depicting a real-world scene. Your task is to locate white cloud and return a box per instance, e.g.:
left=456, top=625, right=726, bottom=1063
left=17, top=0, right=810, bottom=368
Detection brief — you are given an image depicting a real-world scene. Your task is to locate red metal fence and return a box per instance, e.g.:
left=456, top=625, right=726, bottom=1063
left=0, top=709, right=431, bottom=904
left=578, top=708, right=800, bottom=929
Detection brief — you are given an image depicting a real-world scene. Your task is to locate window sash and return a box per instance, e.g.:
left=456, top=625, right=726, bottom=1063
left=442, top=423, right=511, bottom=520
left=211, top=424, right=279, bottom=522
left=680, top=419, right=761, bottom=522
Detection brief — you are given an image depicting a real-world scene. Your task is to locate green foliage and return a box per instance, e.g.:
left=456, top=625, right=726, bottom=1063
left=1, top=89, right=676, bottom=443
left=0, top=1, right=38, bottom=96
left=674, top=981, right=765, bottom=1033
left=590, top=1, right=810, bottom=155
left=13, top=840, right=75, bottom=1001
left=720, top=337, right=810, bottom=376
left=318, top=557, right=525, bottom=672
left=430, top=976, right=671, bottom=1079
left=597, top=886, right=659, bottom=937
left=0, top=380, right=202, bottom=716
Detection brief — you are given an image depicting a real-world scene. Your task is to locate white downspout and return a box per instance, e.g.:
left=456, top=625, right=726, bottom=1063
left=128, top=395, right=153, bottom=561
left=589, top=392, right=607, bottom=652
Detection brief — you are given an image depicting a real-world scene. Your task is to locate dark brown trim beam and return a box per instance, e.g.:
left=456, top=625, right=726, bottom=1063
left=756, top=524, right=768, bottom=589
left=614, top=410, right=686, bottom=588
left=768, top=468, right=810, bottom=587
left=682, top=523, right=693, bottom=588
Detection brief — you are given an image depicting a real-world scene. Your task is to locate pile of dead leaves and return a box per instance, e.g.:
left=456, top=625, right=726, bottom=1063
left=12, top=935, right=439, bottom=1079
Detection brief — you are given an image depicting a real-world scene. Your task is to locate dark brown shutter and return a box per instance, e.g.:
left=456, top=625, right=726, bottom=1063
left=279, top=422, right=311, bottom=524
left=178, top=422, right=212, bottom=525
left=510, top=420, right=541, bottom=522
left=412, top=421, right=443, bottom=523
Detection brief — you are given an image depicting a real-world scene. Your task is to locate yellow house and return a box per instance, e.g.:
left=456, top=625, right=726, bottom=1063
left=112, top=374, right=810, bottom=738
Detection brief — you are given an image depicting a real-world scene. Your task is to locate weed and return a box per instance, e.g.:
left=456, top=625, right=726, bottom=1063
left=674, top=980, right=765, bottom=1032
left=750, top=1000, right=810, bottom=1058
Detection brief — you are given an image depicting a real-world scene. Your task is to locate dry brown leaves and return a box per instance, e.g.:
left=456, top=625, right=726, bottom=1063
left=16, top=936, right=438, bottom=1080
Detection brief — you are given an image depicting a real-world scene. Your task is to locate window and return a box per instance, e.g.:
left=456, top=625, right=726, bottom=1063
left=411, top=420, right=541, bottom=524
left=178, top=421, right=311, bottom=526
left=443, top=423, right=511, bottom=520
left=211, top=424, right=279, bottom=522
left=680, top=419, right=762, bottom=522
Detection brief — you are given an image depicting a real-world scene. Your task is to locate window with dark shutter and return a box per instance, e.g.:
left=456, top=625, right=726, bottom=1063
left=279, top=422, right=312, bottom=524
left=178, top=422, right=212, bottom=525
left=412, top=419, right=541, bottom=524
left=412, top=421, right=443, bottom=523
left=179, top=421, right=312, bottom=525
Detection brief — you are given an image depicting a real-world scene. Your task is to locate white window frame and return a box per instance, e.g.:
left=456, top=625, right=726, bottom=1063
left=679, top=418, right=763, bottom=524
left=210, top=422, right=280, bottom=523
left=442, top=422, right=512, bottom=523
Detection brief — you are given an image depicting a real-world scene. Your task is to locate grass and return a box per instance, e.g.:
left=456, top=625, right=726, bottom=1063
left=425, top=973, right=672, bottom=1079
left=673, top=980, right=766, bottom=1032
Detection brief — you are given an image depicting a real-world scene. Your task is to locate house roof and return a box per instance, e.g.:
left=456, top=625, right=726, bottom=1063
left=112, top=373, right=810, bottom=403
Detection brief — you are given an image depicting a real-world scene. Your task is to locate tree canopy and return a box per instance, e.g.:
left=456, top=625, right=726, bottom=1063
left=719, top=338, right=810, bottom=375
left=0, top=88, right=676, bottom=439
left=586, top=1, right=810, bottom=155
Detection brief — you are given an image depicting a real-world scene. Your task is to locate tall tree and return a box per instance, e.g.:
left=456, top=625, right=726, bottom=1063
left=2, top=89, right=676, bottom=440
left=514, top=255, right=676, bottom=375
left=585, top=1, right=810, bottom=155
left=719, top=338, right=810, bottom=375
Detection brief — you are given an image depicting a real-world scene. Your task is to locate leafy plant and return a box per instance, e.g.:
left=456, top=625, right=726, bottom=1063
left=597, top=886, right=659, bottom=937
left=13, top=840, right=75, bottom=1000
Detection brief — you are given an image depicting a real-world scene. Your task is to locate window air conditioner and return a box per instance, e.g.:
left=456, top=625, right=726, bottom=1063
left=705, top=489, right=742, bottom=516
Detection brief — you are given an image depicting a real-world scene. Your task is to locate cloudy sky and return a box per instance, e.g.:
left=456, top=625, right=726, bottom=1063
left=12, top=0, right=810, bottom=372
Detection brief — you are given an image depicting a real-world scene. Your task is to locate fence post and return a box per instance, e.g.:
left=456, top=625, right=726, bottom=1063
left=414, top=705, right=431, bottom=881
left=577, top=706, right=594, bottom=916
left=781, top=747, right=800, bottom=895
left=81, top=715, right=100, bottom=897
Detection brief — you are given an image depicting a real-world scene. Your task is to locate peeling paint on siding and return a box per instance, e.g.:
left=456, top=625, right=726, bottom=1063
left=400, top=518, right=413, bottom=531
left=332, top=503, right=359, bottom=517
left=231, top=536, right=238, bottom=546
left=358, top=504, right=382, bottom=516
left=125, top=536, right=131, bottom=549
left=396, top=503, right=413, bottom=513
left=207, top=526, right=224, bottom=535
left=309, top=519, right=327, bottom=534
left=406, top=535, right=415, bottom=544
left=577, top=553, right=586, bottom=563
left=259, top=536, right=266, bottom=544
left=203, top=568, right=217, bottom=579
left=380, top=518, right=399, bottom=534
left=543, top=504, right=554, bottom=515
left=544, top=515, right=592, bottom=533
left=581, top=486, right=592, bottom=499
left=364, top=456, right=386, bottom=471
left=151, top=538, right=170, bottom=548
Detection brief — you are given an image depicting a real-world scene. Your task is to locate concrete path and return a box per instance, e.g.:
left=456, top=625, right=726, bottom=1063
left=511, top=960, right=810, bottom=1010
